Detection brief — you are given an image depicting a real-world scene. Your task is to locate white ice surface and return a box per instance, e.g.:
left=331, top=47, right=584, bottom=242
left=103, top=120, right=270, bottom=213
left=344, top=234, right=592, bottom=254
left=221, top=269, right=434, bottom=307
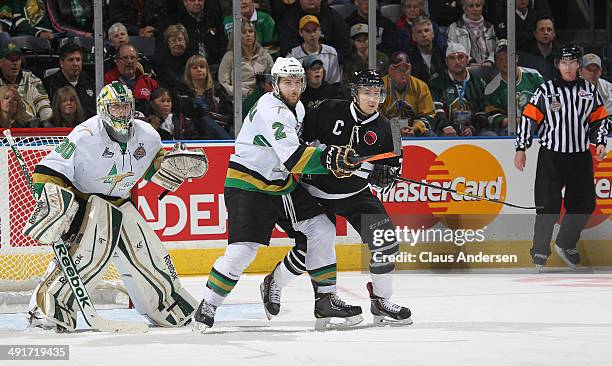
left=1, top=270, right=612, bottom=366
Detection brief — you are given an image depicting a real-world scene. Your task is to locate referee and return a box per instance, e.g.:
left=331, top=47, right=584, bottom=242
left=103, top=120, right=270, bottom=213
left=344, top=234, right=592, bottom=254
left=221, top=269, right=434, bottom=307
left=514, top=44, right=609, bottom=271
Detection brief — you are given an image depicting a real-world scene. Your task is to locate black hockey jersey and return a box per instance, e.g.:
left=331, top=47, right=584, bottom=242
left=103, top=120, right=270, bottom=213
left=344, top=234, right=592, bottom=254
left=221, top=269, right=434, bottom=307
left=300, top=99, right=401, bottom=199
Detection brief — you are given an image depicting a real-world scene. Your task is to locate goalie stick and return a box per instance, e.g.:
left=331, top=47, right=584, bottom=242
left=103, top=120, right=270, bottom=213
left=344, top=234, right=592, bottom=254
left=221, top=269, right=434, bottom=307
left=3, top=129, right=148, bottom=333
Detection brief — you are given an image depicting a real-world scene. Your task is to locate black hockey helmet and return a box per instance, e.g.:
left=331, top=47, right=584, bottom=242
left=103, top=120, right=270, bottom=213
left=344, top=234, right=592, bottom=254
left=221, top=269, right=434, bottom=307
left=350, top=69, right=386, bottom=103
left=557, top=44, right=582, bottom=61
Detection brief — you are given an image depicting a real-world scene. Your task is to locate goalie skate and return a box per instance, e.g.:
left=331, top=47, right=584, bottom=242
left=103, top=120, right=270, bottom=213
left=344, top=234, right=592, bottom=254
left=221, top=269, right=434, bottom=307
left=314, top=293, right=363, bottom=331
left=260, top=273, right=282, bottom=320
left=367, top=282, right=413, bottom=326
left=192, top=299, right=217, bottom=333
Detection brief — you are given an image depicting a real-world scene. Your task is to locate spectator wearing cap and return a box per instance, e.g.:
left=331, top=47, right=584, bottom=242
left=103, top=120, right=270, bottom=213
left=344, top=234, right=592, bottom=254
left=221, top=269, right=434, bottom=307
left=518, top=14, right=560, bottom=81
left=287, top=15, right=341, bottom=84
left=345, top=0, right=398, bottom=55
left=380, top=51, right=436, bottom=137
left=223, top=0, right=277, bottom=47
left=342, top=23, right=389, bottom=96
left=242, top=72, right=273, bottom=121
left=485, top=39, right=544, bottom=134
left=278, top=0, right=351, bottom=64
left=396, top=0, right=446, bottom=55
left=0, top=43, right=52, bottom=122
left=580, top=53, right=612, bottom=124
left=446, top=0, right=497, bottom=66
left=300, top=55, right=342, bottom=113
left=429, top=42, right=487, bottom=136
left=44, top=42, right=96, bottom=119
left=218, top=21, right=274, bottom=98
left=407, top=16, right=447, bottom=83
left=108, top=0, right=166, bottom=37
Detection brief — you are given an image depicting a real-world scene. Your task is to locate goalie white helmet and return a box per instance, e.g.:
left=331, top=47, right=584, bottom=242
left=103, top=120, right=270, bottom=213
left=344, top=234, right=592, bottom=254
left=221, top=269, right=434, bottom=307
left=97, top=81, right=135, bottom=143
left=271, top=57, right=306, bottom=98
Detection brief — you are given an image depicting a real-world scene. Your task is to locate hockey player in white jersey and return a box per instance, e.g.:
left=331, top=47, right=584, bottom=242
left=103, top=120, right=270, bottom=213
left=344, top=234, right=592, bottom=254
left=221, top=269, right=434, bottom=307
left=193, top=57, right=363, bottom=332
left=24, top=81, right=208, bottom=331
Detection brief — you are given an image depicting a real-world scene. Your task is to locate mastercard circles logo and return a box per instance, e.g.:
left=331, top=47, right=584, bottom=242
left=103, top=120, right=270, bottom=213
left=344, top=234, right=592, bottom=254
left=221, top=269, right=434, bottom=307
left=379, top=145, right=506, bottom=230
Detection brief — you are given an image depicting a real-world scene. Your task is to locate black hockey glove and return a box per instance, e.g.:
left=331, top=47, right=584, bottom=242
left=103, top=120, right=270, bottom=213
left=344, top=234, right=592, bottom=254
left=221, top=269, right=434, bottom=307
left=368, top=164, right=400, bottom=193
left=322, top=145, right=362, bottom=178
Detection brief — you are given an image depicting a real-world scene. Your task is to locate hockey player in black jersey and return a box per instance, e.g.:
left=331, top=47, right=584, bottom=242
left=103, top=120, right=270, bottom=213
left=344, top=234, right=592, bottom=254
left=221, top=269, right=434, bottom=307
left=261, top=70, right=412, bottom=326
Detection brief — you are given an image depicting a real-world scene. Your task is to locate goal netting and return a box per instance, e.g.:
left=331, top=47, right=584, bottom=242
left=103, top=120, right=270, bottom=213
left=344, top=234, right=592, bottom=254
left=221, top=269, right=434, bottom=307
left=0, top=128, right=126, bottom=311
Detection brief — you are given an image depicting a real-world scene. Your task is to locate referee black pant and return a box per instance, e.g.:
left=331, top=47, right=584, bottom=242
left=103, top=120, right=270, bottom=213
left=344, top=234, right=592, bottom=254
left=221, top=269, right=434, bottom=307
left=532, top=146, right=596, bottom=258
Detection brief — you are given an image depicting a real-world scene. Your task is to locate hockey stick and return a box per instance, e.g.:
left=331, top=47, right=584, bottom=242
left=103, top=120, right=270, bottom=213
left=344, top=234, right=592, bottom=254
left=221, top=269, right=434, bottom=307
left=3, top=129, right=148, bottom=333
left=392, top=175, right=542, bottom=210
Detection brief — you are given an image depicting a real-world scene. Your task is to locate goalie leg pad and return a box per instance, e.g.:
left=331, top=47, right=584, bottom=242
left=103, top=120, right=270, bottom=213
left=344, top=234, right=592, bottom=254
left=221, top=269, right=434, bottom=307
left=28, top=195, right=121, bottom=331
left=113, top=202, right=198, bottom=327
left=23, top=183, right=79, bottom=245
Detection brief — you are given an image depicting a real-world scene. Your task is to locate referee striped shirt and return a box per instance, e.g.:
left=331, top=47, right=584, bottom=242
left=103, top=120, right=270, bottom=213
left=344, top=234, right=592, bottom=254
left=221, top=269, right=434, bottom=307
left=515, top=78, right=609, bottom=152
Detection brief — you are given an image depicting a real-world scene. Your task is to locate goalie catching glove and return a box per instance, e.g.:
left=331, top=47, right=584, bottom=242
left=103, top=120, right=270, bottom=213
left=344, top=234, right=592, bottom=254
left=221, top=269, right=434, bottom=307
left=368, top=164, right=400, bottom=193
left=321, top=145, right=362, bottom=178
left=151, top=142, right=209, bottom=191
left=23, top=184, right=79, bottom=245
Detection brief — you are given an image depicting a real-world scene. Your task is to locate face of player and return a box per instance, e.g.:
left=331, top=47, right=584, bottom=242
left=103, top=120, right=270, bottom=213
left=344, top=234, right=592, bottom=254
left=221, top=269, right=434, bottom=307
left=60, top=94, right=77, bottom=115
left=557, top=58, right=579, bottom=81
left=184, top=0, right=205, bottom=16
left=464, top=0, right=483, bottom=21
left=356, top=87, right=381, bottom=115
left=152, top=92, right=172, bottom=119
left=300, top=23, right=321, bottom=46
left=1, top=89, right=18, bottom=117
left=109, top=102, right=132, bottom=124
left=278, top=77, right=303, bottom=106
left=534, top=19, right=555, bottom=46
left=168, top=34, right=187, bottom=57
left=412, top=22, right=434, bottom=48
left=110, top=29, right=128, bottom=48
left=59, top=51, right=82, bottom=80
left=402, top=0, right=421, bottom=21
left=580, top=64, right=601, bottom=84
left=446, top=52, right=468, bottom=76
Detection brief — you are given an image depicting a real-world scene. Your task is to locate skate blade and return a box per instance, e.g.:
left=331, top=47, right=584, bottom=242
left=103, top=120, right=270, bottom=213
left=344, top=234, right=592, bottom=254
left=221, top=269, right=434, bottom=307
left=259, top=282, right=276, bottom=321
left=373, top=315, right=414, bottom=326
left=554, top=246, right=577, bottom=270
left=192, top=321, right=212, bottom=334
left=535, top=264, right=544, bottom=273
left=314, top=314, right=363, bottom=331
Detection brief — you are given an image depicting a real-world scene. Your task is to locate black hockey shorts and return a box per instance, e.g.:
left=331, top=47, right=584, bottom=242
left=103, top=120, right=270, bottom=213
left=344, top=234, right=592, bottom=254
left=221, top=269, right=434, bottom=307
left=225, top=185, right=325, bottom=245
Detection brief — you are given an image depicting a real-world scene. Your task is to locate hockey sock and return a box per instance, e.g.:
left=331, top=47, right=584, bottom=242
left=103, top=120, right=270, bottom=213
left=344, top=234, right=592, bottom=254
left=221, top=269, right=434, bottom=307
left=371, top=272, right=393, bottom=299
left=308, top=263, right=337, bottom=294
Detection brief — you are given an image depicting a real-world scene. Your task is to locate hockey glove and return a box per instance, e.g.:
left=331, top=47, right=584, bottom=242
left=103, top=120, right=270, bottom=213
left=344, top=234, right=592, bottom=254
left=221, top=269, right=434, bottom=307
left=322, top=145, right=362, bottom=178
left=151, top=142, right=209, bottom=191
left=368, top=164, right=400, bottom=193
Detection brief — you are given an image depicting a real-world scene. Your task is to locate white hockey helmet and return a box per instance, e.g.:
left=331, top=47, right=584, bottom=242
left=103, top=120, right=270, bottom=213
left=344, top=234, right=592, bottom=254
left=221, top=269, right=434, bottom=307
left=271, top=57, right=307, bottom=97
left=97, top=81, right=135, bottom=143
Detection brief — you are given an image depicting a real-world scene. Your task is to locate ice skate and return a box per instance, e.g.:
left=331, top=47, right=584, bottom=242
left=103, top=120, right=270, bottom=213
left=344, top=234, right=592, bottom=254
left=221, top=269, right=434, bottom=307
left=260, top=273, right=282, bottom=320
left=314, top=292, right=363, bottom=331
left=533, top=253, right=548, bottom=273
left=367, top=282, right=412, bottom=326
left=192, top=299, right=217, bottom=333
left=555, top=245, right=579, bottom=270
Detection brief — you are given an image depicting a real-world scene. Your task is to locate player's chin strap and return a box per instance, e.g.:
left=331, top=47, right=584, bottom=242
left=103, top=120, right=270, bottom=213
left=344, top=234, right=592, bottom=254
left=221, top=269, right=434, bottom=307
left=352, top=155, right=542, bottom=210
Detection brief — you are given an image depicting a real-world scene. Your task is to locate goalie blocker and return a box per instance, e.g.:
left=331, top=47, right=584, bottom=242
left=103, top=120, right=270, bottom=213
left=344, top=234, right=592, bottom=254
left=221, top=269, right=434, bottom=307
left=27, top=185, right=198, bottom=331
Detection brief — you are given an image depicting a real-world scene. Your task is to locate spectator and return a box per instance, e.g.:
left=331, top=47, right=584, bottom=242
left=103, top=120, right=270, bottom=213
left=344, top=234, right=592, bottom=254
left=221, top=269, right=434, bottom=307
left=580, top=53, right=612, bottom=124
left=447, top=0, right=497, bottom=66
left=407, top=16, right=447, bottom=83
left=223, top=0, right=277, bottom=47
left=287, top=15, right=341, bottom=84
left=46, top=0, right=93, bottom=37
left=429, top=43, right=487, bottom=136
left=219, top=21, right=274, bottom=98
left=345, top=0, right=397, bottom=55
left=518, top=14, right=559, bottom=81
left=242, top=72, right=273, bottom=121
left=44, top=42, right=96, bottom=118
left=269, top=0, right=298, bottom=24
left=396, top=0, right=445, bottom=54
left=104, top=22, right=129, bottom=68
left=0, top=85, right=31, bottom=128
left=278, top=0, right=351, bottom=64
left=493, top=0, right=541, bottom=50
left=104, top=43, right=159, bottom=113
left=490, top=0, right=551, bottom=38
left=108, top=0, right=166, bottom=37
left=165, top=0, right=227, bottom=65
left=0, top=43, right=51, bottom=121
left=380, top=51, right=436, bottom=137
left=428, top=0, right=463, bottom=28
left=174, top=54, right=232, bottom=140
left=48, top=85, right=86, bottom=127
left=343, top=23, right=389, bottom=96
left=145, top=87, right=175, bottom=140
left=485, top=39, right=544, bottom=134
left=8, top=0, right=54, bottom=39
left=300, top=55, right=342, bottom=112
left=155, top=24, right=197, bottom=89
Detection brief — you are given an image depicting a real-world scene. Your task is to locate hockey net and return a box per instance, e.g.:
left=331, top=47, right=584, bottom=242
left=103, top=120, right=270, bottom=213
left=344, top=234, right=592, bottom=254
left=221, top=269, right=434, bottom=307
left=0, top=129, right=126, bottom=310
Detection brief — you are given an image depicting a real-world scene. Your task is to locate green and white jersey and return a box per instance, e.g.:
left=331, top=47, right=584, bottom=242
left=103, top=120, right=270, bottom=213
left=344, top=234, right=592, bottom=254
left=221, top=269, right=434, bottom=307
left=485, top=67, right=544, bottom=128
left=225, top=93, right=327, bottom=195
left=36, top=116, right=163, bottom=199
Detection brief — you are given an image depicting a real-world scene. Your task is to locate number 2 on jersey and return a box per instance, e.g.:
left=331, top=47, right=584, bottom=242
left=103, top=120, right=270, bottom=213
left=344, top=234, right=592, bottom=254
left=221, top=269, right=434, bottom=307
left=272, top=122, right=287, bottom=140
